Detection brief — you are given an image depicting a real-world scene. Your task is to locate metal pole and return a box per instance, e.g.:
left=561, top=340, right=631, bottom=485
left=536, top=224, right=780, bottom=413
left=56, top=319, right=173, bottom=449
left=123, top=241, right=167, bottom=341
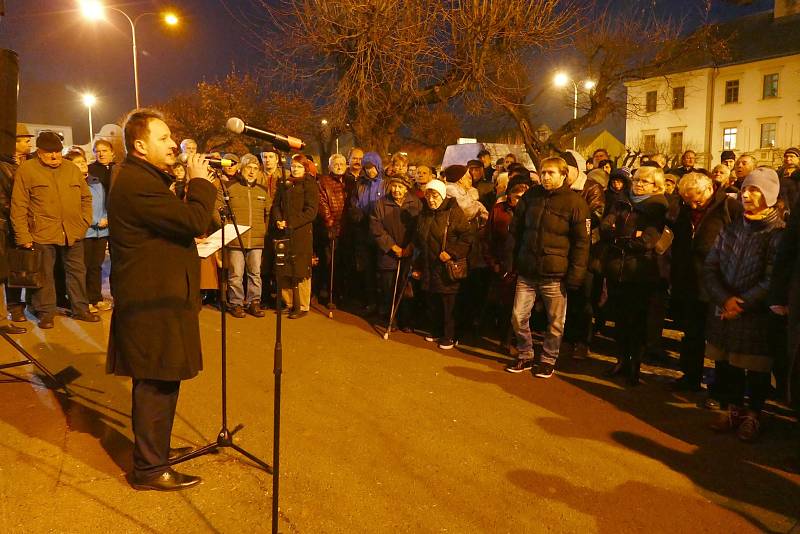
left=572, top=82, right=578, bottom=151
left=132, top=28, right=140, bottom=108
left=87, top=106, right=93, bottom=144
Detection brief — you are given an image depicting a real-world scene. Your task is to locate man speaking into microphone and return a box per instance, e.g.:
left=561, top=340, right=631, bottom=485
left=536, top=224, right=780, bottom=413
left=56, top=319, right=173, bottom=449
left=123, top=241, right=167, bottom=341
left=107, top=109, right=216, bottom=491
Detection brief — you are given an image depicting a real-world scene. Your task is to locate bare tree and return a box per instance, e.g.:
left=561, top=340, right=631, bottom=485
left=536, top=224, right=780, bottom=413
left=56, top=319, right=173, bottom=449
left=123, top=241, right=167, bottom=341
left=256, top=0, right=574, bottom=155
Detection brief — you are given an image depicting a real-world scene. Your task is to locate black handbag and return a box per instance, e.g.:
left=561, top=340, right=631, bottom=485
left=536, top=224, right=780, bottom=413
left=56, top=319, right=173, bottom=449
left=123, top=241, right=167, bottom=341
left=7, top=246, right=43, bottom=288
left=442, top=210, right=468, bottom=282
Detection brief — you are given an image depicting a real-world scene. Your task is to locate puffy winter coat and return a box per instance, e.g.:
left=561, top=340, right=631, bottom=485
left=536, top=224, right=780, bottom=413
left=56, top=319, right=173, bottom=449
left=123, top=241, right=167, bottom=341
left=370, top=193, right=421, bottom=270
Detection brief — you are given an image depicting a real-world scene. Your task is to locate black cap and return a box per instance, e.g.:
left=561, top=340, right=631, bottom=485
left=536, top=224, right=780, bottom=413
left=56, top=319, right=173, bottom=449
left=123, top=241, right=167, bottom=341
left=36, top=131, right=63, bottom=152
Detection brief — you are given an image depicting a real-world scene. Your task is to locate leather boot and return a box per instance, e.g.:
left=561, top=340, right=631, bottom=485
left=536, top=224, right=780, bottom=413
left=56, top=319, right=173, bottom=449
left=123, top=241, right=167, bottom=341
left=248, top=300, right=265, bottom=318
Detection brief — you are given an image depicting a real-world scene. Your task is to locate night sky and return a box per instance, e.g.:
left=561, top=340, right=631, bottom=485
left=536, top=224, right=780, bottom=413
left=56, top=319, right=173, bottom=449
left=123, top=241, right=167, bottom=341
left=0, top=0, right=771, bottom=145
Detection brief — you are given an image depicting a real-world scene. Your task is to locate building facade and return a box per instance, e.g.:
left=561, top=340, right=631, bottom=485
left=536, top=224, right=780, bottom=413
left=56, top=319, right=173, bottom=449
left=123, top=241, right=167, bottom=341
left=625, top=1, right=800, bottom=168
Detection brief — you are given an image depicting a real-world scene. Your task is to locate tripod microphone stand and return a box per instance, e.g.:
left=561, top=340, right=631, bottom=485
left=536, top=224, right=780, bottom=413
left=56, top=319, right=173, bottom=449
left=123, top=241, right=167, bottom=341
left=0, top=331, right=71, bottom=395
left=171, top=171, right=271, bottom=473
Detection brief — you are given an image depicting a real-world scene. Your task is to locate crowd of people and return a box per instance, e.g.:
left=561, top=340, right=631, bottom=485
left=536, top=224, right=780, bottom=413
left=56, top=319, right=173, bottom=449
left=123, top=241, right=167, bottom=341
left=1, top=121, right=799, bottom=449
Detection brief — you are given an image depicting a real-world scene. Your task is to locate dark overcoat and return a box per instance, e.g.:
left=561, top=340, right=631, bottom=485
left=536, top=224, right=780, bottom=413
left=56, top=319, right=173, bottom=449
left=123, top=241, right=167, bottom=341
left=370, top=193, right=421, bottom=271
left=270, top=175, right=319, bottom=279
left=414, top=198, right=471, bottom=294
left=106, top=156, right=216, bottom=381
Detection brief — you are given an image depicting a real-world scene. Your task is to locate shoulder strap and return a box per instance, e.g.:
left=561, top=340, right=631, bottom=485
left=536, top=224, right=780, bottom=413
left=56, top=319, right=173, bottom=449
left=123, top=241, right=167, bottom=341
left=442, top=208, right=452, bottom=254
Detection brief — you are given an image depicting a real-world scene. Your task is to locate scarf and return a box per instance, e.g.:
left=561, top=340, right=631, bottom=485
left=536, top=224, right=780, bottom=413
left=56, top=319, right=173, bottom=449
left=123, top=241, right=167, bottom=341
left=744, top=207, right=776, bottom=221
left=629, top=191, right=655, bottom=204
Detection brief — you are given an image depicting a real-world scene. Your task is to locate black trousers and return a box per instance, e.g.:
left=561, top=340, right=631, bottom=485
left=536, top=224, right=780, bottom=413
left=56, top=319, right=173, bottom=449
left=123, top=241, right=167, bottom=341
left=455, top=267, right=491, bottom=339
left=427, top=292, right=456, bottom=341
left=677, top=298, right=709, bottom=387
left=715, top=361, right=771, bottom=412
left=563, top=271, right=596, bottom=345
left=378, top=267, right=413, bottom=328
left=132, top=378, right=180, bottom=478
left=83, top=237, right=108, bottom=304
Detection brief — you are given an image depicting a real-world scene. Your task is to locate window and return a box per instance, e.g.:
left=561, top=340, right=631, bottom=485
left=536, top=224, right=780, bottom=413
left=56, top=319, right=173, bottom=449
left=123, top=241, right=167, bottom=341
left=723, top=128, right=738, bottom=150
left=725, top=80, right=739, bottom=104
left=672, top=86, right=685, bottom=109
left=760, top=123, right=777, bottom=148
left=645, top=91, right=657, bottom=113
left=643, top=134, right=656, bottom=153
left=763, top=73, right=779, bottom=98
left=670, top=132, right=683, bottom=154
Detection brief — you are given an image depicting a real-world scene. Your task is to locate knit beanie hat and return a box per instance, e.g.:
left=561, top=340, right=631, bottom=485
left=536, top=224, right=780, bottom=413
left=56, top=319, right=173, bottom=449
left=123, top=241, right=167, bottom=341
left=784, top=147, right=800, bottom=158
left=442, top=164, right=468, bottom=183
left=425, top=179, right=447, bottom=199
left=387, top=174, right=412, bottom=190
left=741, top=167, right=780, bottom=207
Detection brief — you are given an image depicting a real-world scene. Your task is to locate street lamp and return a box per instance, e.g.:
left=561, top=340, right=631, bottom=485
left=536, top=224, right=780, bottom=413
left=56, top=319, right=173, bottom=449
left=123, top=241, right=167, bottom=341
left=79, top=1, right=179, bottom=108
left=82, top=93, right=97, bottom=143
left=553, top=71, right=596, bottom=151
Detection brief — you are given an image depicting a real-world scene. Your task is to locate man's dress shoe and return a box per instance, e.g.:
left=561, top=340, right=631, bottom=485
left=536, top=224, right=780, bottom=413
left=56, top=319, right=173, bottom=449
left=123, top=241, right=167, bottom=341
left=131, top=469, right=201, bottom=491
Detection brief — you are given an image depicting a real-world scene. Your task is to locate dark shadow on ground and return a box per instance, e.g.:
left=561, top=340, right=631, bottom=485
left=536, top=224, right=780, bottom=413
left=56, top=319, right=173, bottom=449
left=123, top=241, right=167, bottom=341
left=443, top=362, right=800, bottom=530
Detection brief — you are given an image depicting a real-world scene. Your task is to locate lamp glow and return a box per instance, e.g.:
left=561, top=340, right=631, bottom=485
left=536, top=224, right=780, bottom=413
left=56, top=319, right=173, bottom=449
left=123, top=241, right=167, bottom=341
left=553, top=72, right=569, bottom=87
left=79, top=0, right=104, bottom=20
left=164, top=13, right=179, bottom=26
left=583, top=80, right=597, bottom=91
left=82, top=93, right=97, bottom=108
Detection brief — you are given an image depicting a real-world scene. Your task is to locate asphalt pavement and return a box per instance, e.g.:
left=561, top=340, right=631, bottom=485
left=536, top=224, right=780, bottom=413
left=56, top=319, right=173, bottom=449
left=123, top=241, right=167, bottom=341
left=0, top=303, right=798, bottom=533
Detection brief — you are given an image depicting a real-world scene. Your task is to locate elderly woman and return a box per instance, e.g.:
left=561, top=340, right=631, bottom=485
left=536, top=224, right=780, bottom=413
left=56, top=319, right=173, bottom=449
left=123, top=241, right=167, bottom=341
left=271, top=154, right=319, bottom=319
left=705, top=168, right=785, bottom=441
left=601, top=165, right=669, bottom=385
left=711, top=164, right=737, bottom=195
left=413, top=179, right=471, bottom=349
left=668, top=172, right=742, bottom=392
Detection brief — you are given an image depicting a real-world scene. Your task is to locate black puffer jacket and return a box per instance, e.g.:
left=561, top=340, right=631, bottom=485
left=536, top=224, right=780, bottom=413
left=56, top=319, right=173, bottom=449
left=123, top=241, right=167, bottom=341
left=601, top=194, right=668, bottom=285
left=668, top=188, right=743, bottom=300
left=414, top=198, right=471, bottom=294
left=509, top=182, right=590, bottom=289
left=704, top=210, right=784, bottom=358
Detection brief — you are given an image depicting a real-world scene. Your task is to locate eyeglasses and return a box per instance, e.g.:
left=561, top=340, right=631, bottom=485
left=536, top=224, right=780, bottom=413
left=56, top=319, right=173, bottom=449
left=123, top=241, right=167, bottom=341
left=631, top=178, right=656, bottom=185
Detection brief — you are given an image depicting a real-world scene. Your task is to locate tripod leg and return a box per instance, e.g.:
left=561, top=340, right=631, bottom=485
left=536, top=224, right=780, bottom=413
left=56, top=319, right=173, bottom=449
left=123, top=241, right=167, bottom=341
left=231, top=443, right=273, bottom=473
left=0, top=332, right=71, bottom=396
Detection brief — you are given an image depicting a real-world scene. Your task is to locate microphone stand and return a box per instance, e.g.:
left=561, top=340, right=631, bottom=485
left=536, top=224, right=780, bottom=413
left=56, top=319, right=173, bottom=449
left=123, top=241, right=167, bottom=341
left=170, top=169, right=270, bottom=473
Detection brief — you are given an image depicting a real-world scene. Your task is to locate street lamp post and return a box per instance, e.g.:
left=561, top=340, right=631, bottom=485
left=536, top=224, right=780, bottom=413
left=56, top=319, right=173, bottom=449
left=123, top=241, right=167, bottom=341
left=82, top=93, right=96, bottom=143
left=554, top=72, right=596, bottom=151
left=80, top=1, right=178, bottom=108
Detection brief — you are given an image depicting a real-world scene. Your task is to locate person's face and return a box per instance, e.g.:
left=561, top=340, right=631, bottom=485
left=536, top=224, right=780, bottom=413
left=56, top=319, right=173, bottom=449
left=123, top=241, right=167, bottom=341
left=611, top=178, right=623, bottom=192
left=508, top=190, right=524, bottom=207
left=182, top=141, right=197, bottom=155
left=682, top=152, right=696, bottom=167
left=290, top=161, right=305, bottom=179
left=681, top=186, right=712, bottom=209
left=631, top=171, right=658, bottom=195
left=389, top=182, right=407, bottom=203
left=331, top=156, right=347, bottom=175
left=37, top=149, right=62, bottom=168
left=504, top=155, right=515, bottom=169
left=262, top=152, right=278, bottom=172
left=242, top=162, right=259, bottom=183
left=94, top=143, right=114, bottom=165
left=365, top=166, right=378, bottom=180
left=135, top=119, right=177, bottom=171
left=415, top=166, right=432, bottom=185
left=711, top=168, right=729, bottom=186
left=540, top=164, right=566, bottom=190
left=425, top=189, right=443, bottom=209
left=741, top=185, right=767, bottom=213
left=664, top=180, right=676, bottom=195
left=392, top=160, right=408, bottom=176
left=602, top=162, right=612, bottom=174
left=593, top=151, right=608, bottom=167
left=71, top=155, right=89, bottom=176
left=479, top=154, right=491, bottom=167
left=469, top=166, right=483, bottom=183
left=223, top=163, right=239, bottom=176
left=173, top=165, right=186, bottom=180
left=735, top=157, right=754, bottom=178
left=349, top=150, right=364, bottom=173
left=722, top=158, right=735, bottom=169
left=784, top=153, right=799, bottom=168
left=15, top=136, right=32, bottom=156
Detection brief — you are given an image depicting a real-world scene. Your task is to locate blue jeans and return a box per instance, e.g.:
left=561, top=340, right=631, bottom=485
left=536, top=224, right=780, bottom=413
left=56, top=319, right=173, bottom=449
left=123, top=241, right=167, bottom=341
left=227, top=248, right=263, bottom=306
left=511, top=276, right=567, bottom=365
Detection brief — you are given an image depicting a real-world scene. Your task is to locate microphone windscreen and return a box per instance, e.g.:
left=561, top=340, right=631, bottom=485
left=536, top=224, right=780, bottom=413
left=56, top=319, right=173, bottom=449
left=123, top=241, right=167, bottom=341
left=177, top=152, right=189, bottom=164
left=226, top=117, right=245, bottom=134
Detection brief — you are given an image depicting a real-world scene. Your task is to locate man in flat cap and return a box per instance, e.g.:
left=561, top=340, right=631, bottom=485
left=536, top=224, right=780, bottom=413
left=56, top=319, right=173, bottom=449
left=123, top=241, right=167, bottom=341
left=10, top=131, right=99, bottom=329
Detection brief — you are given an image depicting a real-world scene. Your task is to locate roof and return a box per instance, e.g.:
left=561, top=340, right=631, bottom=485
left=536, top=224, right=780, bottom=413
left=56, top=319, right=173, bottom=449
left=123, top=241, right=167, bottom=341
left=667, top=10, right=800, bottom=73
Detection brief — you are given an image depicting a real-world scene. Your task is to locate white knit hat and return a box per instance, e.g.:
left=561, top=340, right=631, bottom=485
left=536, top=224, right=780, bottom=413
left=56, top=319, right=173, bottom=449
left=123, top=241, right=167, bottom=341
left=742, top=167, right=780, bottom=207
left=426, top=179, right=447, bottom=200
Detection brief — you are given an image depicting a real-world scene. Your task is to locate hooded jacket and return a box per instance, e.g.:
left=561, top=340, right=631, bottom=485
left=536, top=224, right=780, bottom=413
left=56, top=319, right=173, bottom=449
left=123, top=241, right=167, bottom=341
left=370, top=192, right=422, bottom=270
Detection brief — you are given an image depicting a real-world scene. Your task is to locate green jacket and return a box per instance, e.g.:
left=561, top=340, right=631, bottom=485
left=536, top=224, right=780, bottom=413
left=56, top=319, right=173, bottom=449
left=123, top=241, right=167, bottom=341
left=214, top=176, right=271, bottom=249
left=11, top=157, right=92, bottom=246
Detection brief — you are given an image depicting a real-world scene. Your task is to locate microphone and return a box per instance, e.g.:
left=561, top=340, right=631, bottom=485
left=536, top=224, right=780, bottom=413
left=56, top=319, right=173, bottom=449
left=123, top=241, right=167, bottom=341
left=226, top=117, right=305, bottom=152
left=177, top=152, right=234, bottom=169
